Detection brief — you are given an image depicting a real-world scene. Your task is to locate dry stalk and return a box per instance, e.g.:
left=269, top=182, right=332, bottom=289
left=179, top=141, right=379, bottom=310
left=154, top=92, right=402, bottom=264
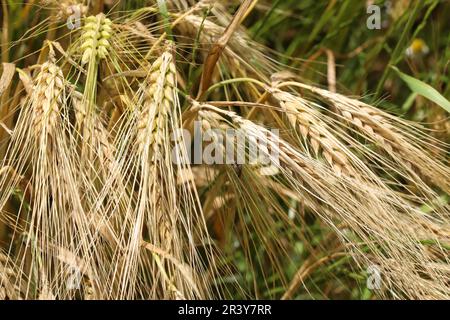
left=196, top=0, right=255, bottom=98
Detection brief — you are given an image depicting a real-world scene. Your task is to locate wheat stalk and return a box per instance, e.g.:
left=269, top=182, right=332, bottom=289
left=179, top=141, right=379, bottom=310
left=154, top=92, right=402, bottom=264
left=15, top=52, right=124, bottom=299
left=115, top=45, right=217, bottom=299
left=104, top=44, right=194, bottom=299
left=74, top=14, right=114, bottom=163
left=0, top=55, right=96, bottom=299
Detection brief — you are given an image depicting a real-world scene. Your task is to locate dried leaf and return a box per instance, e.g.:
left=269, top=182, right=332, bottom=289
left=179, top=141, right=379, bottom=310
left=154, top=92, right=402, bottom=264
left=0, top=63, right=15, bottom=97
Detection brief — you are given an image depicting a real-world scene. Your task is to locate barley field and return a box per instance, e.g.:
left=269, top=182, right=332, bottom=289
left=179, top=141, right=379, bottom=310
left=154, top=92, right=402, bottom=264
left=0, top=0, right=449, bottom=300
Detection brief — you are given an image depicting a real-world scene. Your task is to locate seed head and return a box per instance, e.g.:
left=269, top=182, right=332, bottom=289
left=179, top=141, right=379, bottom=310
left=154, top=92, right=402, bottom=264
left=33, top=60, right=65, bottom=134
left=81, top=14, right=113, bottom=64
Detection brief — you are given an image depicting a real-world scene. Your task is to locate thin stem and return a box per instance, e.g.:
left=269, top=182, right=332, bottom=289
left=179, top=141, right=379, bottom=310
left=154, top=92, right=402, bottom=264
left=201, top=78, right=266, bottom=100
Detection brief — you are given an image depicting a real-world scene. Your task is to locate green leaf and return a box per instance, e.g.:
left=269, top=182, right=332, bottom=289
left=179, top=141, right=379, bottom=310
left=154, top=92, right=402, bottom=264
left=392, top=66, right=450, bottom=113
left=157, top=0, right=173, bottom=41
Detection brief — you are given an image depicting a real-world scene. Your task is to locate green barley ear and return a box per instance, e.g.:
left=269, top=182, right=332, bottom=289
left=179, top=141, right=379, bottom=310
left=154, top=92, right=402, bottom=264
left=33, top=59, right=64, bottom=136
left=81, top=14, right=112, bottom=64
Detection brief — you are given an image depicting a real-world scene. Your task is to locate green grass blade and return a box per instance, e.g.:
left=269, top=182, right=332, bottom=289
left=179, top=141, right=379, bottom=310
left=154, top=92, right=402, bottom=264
left=392, top=66, right=450, bottom=113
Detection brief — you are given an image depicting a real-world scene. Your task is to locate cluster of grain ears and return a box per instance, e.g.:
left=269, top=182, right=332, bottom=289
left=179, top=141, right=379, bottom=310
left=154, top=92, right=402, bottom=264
left=1, top=1, right=449, bottom=300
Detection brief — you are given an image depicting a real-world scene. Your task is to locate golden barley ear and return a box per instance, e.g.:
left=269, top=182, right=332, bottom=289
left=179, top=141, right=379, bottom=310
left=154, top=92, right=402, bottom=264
left=270, top=87, right=354, bottom=176
left=32, top=59, right=64, bottom=137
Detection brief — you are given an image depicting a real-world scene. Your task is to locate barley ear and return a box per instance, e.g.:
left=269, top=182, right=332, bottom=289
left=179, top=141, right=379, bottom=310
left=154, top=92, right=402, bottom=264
left=32, top=59, right=64, bottom=137
left=81, top=14, right=112, bottom=65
